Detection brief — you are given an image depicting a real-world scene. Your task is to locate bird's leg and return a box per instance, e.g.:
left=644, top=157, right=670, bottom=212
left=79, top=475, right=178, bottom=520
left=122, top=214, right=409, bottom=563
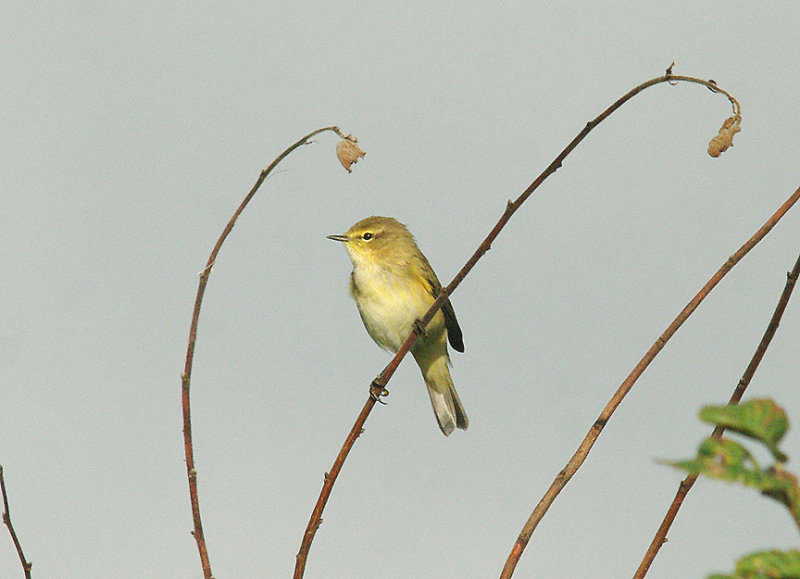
left=413, top=318, right=428, bottom=338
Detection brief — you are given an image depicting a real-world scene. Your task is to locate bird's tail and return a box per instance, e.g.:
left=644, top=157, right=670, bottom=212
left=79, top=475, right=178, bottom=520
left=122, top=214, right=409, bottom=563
left=414, top=352, right=468, bottom=436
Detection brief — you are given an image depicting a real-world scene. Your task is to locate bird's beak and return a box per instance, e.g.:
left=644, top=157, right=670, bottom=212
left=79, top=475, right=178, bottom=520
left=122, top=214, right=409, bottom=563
left=327, top=234, right=348, bottom=243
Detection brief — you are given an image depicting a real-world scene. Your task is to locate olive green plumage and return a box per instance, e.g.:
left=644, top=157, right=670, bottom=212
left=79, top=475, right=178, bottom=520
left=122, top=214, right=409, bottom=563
left=328, top=216, right=468, bottom=435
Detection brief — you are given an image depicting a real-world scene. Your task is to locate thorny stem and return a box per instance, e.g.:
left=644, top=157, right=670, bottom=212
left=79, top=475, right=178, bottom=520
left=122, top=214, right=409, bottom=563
left=499, top=186, right=799, bottom=579
left=633, top=249, right=800, bottom=578
left=182, top=126, right=348, bottom=579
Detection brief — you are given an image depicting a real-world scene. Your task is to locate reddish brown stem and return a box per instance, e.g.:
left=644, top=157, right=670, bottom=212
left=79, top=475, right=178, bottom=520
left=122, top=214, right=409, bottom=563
left=181, top=126, right=346, bottom=579
left=0, top=465, right=33, bottom=579
left=500, top=185, right=800, bottom=579
left=633, top=249, right=800, bottom=578
left=293, top=385, right=383, bottom=579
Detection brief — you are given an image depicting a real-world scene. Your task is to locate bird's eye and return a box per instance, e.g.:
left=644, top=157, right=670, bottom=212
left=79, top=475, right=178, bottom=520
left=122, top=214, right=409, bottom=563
left=362, top=232, right=374, bottom=241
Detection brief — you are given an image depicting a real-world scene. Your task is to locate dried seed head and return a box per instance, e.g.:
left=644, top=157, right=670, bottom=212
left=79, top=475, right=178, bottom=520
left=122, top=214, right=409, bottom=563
left=708, top=115, right=741, bottom=157
left=336, top=136, right=366, bottom=172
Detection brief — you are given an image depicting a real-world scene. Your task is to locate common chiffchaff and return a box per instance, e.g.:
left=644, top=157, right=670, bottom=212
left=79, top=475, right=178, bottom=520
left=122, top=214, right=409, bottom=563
left=328, top=216, right=468, bottom=436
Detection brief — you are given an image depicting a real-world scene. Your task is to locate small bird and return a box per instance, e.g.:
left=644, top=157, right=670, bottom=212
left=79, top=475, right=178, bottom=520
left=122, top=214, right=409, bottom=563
left=328, top=216, right=468, bottom=436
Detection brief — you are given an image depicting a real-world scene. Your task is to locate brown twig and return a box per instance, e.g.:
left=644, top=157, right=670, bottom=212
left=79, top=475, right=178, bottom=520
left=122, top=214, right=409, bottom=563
left=181, top=126, right=348, bottom=579
left=633, top=249, right=800, bottom=578
left=294, top=384, right=383, bottom=579
left=294, top=72, right=742, bottom=577
left=499, top=185, right=800, bottom=578
left=0, top=465, right=33, bottom=579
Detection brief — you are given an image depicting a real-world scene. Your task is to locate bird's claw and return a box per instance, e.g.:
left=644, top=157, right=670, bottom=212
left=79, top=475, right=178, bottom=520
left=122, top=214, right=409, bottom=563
left=370, top=381, right=389, bottom=404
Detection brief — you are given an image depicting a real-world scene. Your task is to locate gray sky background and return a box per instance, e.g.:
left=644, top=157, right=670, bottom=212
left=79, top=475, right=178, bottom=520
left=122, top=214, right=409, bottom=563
left=2, top=3, right=799, bottom=578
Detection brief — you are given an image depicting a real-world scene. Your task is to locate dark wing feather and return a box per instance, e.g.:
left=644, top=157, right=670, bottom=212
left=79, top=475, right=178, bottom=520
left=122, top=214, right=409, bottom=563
left=442, top=299, right=464, bottom=352
left=419, top=255, right=464, bottom=353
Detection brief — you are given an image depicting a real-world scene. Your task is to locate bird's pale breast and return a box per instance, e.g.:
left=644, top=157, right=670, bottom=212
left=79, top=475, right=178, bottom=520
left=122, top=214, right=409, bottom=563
left=351, top=261, right=445, bottom=353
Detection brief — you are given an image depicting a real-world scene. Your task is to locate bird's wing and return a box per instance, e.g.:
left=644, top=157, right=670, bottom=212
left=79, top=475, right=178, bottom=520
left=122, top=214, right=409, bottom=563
left=418, top=256, right=464, bottom=353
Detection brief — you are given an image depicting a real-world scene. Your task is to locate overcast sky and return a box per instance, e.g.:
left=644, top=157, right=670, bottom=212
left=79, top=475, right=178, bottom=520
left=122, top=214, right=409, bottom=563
left=2, top=3, right=799, bottom=578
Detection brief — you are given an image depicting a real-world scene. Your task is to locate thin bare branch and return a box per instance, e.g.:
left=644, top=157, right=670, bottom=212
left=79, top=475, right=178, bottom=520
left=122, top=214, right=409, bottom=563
left=499, top=185, right=800, bottom=579
left=633, top=249, right=800, bottom=578
left=294, top=383, right=384, bottom=579
left=294, top=71, right=744, bottom=577
left=1, top=465, right=33, bottom=579
left=181, top=126, right=348, bottom=579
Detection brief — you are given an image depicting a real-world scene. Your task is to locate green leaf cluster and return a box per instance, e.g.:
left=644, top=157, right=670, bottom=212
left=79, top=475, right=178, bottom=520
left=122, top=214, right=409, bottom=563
left=666, top=399, right=799, bottom=578
left=707, top=549, right=800, bottom=579
left=668, top=399, right=797, bottom=520
left=700, top=398, right=789, bottom=462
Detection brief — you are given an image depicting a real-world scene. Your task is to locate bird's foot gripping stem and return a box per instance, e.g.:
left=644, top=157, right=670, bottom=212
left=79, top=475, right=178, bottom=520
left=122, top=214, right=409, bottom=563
left=369, top=379, right=389, bottom=404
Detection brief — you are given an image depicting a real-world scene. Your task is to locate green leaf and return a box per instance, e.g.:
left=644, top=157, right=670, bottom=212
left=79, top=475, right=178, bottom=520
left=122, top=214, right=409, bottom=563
left=762, top=465, right=800, bottom=523
left=707, top=550, right=800, bottom=578
left=670, top=438, right=761, bottom=483
left=668, top=438, right=800, bottom=520
left=700, top=399, right=789, bottom=462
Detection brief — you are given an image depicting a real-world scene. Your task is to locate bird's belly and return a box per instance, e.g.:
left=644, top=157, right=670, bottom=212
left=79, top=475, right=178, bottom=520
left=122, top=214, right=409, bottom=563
left=354, top=276, right=441, bottom=352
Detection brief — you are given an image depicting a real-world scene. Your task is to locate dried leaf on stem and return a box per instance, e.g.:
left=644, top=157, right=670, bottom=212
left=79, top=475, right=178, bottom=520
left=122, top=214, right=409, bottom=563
left=336, top=135, right=366, bottom=172
left=708, top=114, right=742, bottom=157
